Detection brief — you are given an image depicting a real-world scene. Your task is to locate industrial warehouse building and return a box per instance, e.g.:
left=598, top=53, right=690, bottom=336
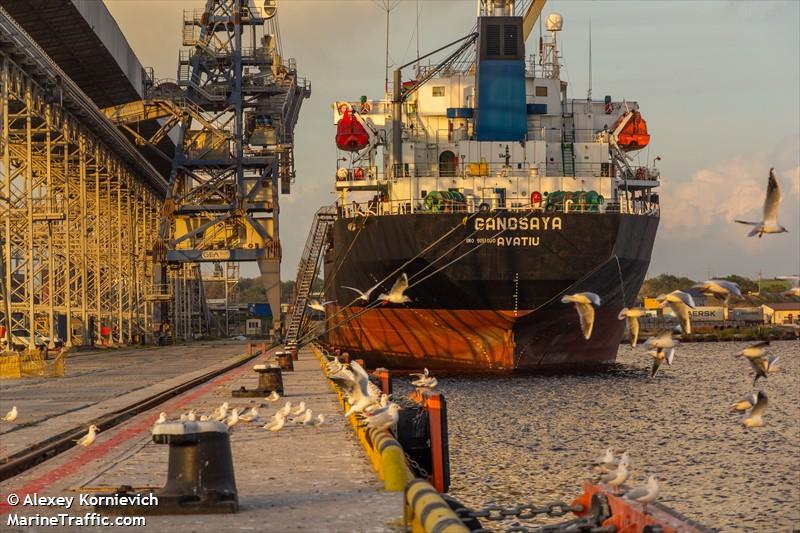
left=761, top=303, right=800, bottom=326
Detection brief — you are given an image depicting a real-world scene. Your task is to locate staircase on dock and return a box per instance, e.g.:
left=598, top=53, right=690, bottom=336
left=285, top=206, right=337, bottom=347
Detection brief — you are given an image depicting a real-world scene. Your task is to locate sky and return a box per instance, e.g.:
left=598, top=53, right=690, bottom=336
left=104, top=0, right=800, bottom=282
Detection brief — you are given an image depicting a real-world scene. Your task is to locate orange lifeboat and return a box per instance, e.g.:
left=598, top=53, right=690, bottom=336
left=335, top=110, right=370, bottom=152
left=614, top=110, right=650, bottom=152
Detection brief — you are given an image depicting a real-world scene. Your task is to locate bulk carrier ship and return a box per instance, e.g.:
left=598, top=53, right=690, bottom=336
left=319, top=0, right=661, bottom=372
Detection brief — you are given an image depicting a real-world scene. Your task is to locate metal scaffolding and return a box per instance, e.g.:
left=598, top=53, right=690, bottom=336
left=0, top=50, right=162, bottom=348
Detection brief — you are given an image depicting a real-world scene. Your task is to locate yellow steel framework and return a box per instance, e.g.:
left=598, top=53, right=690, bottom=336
left=0, top=54, right=162, bottom=348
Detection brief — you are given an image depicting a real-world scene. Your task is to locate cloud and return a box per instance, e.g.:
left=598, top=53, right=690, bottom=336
left=652, top=135, right=800, bottom=279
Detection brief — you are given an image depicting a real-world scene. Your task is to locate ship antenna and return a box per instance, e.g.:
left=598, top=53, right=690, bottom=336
left=587, top=18, right=592, bottom=100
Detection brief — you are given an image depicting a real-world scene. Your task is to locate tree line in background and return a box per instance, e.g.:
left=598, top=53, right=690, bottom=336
left=205, top=273, right=794, bottom=305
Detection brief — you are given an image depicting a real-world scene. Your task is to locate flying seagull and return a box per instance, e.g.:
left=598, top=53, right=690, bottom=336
left=692, top=280, right=743, bottom=304
left=561, top=292, right=602, bottom=340
left=308, top=299, right=335, bottom=312
left=778, top=275, right=800, bottom=297
left=618, top=307, right=647, bottom=347
left=735, top=341, right=779, bottom=385
left=742, top=391, right=768, bottom=427
left=377, top=273, right=412, bottom=304
left=411, top=368, right=437, bottom=389
left=656, top=290, right=695, bottom=334
left=734, top=168, right=788, bottom=237
left=343, top=361, right=378, bottom=416
left=77, top=425, right=100, bottom=447
left=624, top=475, right=660, bottom=514
left=2, top=406, right=18, bottom=422
left=645, top=330, right=678, bottom=377
left=731, top=392, right=759, bottom=413
left=342, top=281, right=382, bottom=303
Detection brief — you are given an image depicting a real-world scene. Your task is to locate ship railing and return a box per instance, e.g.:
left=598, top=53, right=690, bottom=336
left=337, top=197, right=660, bottom=219
left=411, top=127, right=602, bottom=147
left=380, top=160, right=613, bottom=180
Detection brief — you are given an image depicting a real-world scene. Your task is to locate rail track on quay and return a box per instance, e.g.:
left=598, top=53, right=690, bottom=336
left=0, top=346, right=266, bottom=483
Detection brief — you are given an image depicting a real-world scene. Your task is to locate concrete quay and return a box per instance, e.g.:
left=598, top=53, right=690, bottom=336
left=0, top=345, right=404, bottom=532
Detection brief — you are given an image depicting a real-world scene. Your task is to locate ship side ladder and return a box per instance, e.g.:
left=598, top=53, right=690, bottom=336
left=285, top=206, right=336, bottom=347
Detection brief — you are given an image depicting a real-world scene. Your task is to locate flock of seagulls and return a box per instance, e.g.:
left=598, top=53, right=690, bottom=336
left=150, top=393, right=327, bottom=435
left=592, top=449, right=660, bottom=512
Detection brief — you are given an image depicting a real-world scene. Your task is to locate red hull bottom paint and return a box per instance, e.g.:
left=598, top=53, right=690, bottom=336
left=327, top=305, right=529, bottom=372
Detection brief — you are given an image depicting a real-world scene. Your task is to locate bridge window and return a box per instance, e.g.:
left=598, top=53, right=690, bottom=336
left=535, top=86, right=548, bottom=97
left=432, top=86, right=445, bottom=97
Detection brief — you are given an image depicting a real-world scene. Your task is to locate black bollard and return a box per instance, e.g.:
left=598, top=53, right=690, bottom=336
left=276, top=350, right=293, bottom=371
left=95, top=421, right=238, bottom=515
left=232, top=363, right=284, bottom=397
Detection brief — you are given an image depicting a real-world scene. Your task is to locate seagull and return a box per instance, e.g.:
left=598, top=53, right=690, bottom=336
left=734, top=168, right=788, bottom=237
left=342, top=281, right=382, bottom=303
left=308, top=299, right=335, bottom=312
left=343, top=361, right=378, bottom=416
left=226, top=408, right=241, bottom=428
left=155, top=412, right=167, bottom=425
left=735, top=341, right=780, bottom=384
left=200, top=414, right=210, bottom=421
left=186, top=409, right=197, bottom=421
left=239, top=407, right=259, bottom=422
left=561, top=292, right=602, bottom=340
left=361, top=403, right=401, bottom=432
left=409, top=368, right=430, bottom=380
left=624, top=475, right=660, bottom=514
left=77, top=425, right=100, bottom=447
left=617, top=308, right=647, bottom=347
left=214, top=402, right=230, bottom=421
left=291, top=408, right=313, bottom=425
left=264, top=413, right=286, bottom=432
left=742, top=391, right=768, bottom=427
left=778, top=275, right=800, bottom=297
left=645, top=330, right=678, bottom=376
left=600, top=462, right=629, bottom=494
left=593, top=448, right=615, bottom=466
left=2, top=406, right=18, bottom=422
left=278, top=401, right=293, bottom=417
left=265, top=391, right=280, bottom=402
left=377, top=273, right=412, bottom=305
left=692, top=280, right=743, bottom=304
left=656, top=290, right=695, bottom=334
left=291, top=401, right=307, bottom=416
left=731, top=392, right=759, bottom=412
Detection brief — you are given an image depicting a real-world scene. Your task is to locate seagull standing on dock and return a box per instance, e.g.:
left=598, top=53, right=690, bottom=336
left=377, top=273, right=412, bottom=305
left=624, top=476, right=660, bottom=514
left=291, top=401, right=307, bottom=416
left=278, top=401, right=293, bottom=417
left=226, top=408, right=241, bottom=428
left=2, top=406, right=18, bottom=422
left=266, top=391, right=280, bottom=402
left=264, top=412, right=286, bottom=432
left=656, top=290, right=695, bottom=334
left=342, top=281, right=382, bottom=303
left=77, top=425, right=100, bottom=447
left=314, top=414, right=325, bottom=428
left=291, top=409, right=313, bottom=425
left=731, top=392, right=759, bottom=412
left=214, top=402, right=230, bottom=421
left=617, top=308, right=647, bottom=347
left=561, top=292, right=602, bottom=340
left=742, top=391, right=768, bottom=427
left=155, top=412, right=167, bottom=425
left=734, top=168, right=789, bottom=237
left=692, top=280, right=743, bottom=304
left=239, top=407, right=259, bottom=422
left=343, top=361, right=378, bottom=416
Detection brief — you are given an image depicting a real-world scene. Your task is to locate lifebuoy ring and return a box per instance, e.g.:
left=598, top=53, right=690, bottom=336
left=635, top=167, right=645, bottom=180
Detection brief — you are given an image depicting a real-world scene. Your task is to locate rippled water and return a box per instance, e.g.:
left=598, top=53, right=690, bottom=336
left=429, top=341, right=799, bottom=532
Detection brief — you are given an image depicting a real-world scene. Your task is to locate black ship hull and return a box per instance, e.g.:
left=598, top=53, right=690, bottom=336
left=322, top=211, right=659, bottom=372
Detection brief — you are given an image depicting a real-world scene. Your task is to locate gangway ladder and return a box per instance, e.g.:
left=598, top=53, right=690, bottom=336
left=284, top=206, right=337, bottom=347
left=561, top=113, right=576, bottom=178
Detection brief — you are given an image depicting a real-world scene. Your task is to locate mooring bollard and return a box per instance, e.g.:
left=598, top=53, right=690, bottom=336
left=290, top=347, right=299, bottom=361
left=276, top=350, right=293, bottom=371
left=260, top=341, right=267, bottom=354
left=232, top=363, right=284, bottom=397
left=246, top=342, right=253, bottom=356
left=95, top=421, right=238, bottom=515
